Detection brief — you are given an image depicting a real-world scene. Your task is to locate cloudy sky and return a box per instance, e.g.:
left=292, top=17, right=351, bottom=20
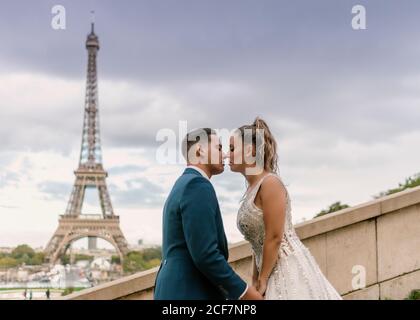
left=0, top=0, right=419, bottom=250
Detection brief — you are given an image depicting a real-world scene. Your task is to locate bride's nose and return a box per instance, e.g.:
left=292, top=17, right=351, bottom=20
left=222, top=153, right=229, bottom=160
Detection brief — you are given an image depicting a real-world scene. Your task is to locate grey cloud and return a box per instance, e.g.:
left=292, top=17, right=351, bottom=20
left=2, top=1, right=419, bottom=82
left=109, top=178, right=166, bottom=209
left=1, top=0, right=419, bottom=154
left=108, top=164, right=147, bottom=175
left=37, top=180, right=72, bottom=201
left=36, top=177, right=166, bottom=209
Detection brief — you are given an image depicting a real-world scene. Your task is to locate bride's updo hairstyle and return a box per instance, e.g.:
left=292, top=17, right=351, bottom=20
left=235, top=117, right=279, bottom=173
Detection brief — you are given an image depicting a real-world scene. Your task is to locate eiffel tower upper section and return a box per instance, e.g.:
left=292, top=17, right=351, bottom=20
left=63, top=23, right=115, bottom=217
left=79, top=22, right=103, bottom=171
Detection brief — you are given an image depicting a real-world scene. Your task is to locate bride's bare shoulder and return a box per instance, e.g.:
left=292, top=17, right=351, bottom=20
left=260, top=174, right=287, bottom=197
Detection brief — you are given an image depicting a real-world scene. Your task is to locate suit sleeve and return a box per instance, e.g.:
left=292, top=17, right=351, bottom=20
left=180, top=177, right=247, bottom=300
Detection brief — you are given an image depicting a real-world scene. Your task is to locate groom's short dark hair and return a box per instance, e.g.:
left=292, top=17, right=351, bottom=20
left=182, top=128, right=217, bottom=162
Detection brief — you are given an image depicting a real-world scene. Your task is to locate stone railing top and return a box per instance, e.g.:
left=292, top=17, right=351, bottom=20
left=295, top=185, right=420, bottom=239
left=64, top=185, right=420, bottom=300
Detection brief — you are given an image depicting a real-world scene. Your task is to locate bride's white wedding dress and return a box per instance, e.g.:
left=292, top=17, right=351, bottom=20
left=237, top=173, right=342, bottom=300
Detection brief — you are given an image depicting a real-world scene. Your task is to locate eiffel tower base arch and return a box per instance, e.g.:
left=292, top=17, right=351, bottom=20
left=44, top=215, right=129, bottom=269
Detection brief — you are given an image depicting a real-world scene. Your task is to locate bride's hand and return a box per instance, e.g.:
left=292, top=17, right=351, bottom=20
left=256, top=277, right=268, bottom=297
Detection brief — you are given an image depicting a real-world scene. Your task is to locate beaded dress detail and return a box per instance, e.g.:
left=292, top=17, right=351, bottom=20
left=237, top=173, right=342, bottom=300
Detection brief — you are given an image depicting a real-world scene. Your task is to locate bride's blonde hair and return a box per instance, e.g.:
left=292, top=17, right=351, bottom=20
left=235, top=117, right=279, bottom=173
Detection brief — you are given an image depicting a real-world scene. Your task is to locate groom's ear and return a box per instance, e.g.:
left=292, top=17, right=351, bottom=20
left=195, top=144, right=201, bottom=157
left=187, top=144, right=201, bottom=165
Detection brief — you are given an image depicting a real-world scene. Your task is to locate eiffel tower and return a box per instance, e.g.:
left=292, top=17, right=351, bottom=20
left=44, top=23, right=129, bottom=265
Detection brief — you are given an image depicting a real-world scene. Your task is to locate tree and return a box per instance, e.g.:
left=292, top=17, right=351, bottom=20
left=61, top=253, right=94, bottom=265
left=0, top=257, right=19, bottom=269
left=311, top=172, right=420, bottom=220
left=122, top=247, right=162, bottom=274
left=111, top=255, right=120, bottom=264
left=406, top=289, right=420, bottom=300
left=11, top=244, right=35, bottom=260
left=142, top=247, right=162, bottom=261
left=29, top=252, right=45, bottom=265
left=314, top=201, right=350, bottom=218
left=123, top=251, right=147, bottom=274
left=10, top=244, right=36, bottom=265
left=375, top=173, right=420, bottom=199
left=62, top=287, right=75, bottom=296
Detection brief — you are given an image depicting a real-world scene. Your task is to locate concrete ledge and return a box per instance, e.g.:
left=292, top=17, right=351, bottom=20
left=380, top=186, right=420, bottom=214
left=295, top=201, right=380, bottom=240
left=63, top=267, right=159, bottom=300
left=295, top=185, right=420, bottom=240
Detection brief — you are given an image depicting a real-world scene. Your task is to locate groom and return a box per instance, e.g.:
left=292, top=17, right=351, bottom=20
left=154, top=128, right=262, bottom=300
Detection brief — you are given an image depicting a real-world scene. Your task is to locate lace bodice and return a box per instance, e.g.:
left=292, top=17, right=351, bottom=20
left=236, top=173, right=343, bottom=300
left=237, top=173, right=297, bottom=271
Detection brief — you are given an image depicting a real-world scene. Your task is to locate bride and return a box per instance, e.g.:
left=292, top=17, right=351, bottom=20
left=228, top=117, right=342, bottom=300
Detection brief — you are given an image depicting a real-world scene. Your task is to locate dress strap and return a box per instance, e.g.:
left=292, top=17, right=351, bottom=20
left=246, top=173, right=289, bottom=202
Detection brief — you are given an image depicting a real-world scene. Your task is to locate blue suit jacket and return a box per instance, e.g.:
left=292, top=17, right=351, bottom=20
left=154, top=168, right=247, bottom=300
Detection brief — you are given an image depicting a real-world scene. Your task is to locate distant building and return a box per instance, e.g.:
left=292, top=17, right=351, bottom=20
left=129, top=243, right=158, bottom=251
left=16, top=269, right=29, bottom=282
left=0, top=247, right=13, bottom=254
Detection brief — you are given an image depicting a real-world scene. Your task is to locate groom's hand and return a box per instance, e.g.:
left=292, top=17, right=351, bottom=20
left=240, top=285, right=264, bottom=300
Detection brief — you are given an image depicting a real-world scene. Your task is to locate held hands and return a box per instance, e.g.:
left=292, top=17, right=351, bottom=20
left=256, top=276, right=268, bottom=297
left=253, top=272, right=268, bottom=297
left=240, top=285, right=264, bottom=300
